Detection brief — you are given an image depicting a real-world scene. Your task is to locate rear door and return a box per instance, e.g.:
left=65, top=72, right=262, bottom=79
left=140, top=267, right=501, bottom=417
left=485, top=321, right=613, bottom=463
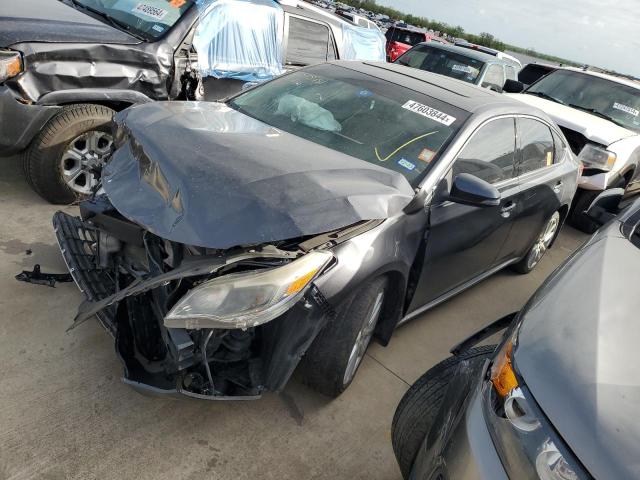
left=407, top=117, right=520, bottom=311
left=494, top=117, right=569, bottom=262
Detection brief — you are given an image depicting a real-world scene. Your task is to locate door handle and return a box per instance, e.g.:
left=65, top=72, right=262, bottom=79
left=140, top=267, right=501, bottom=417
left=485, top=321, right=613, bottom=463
left=553, top=181, right=563, bottom=192
left=501, top=202, right=516, bottom=217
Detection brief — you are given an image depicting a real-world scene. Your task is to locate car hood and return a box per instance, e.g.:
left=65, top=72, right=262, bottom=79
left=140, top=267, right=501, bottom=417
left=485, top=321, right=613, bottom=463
left=0, top=0, right=139, bottom=46
left=514, top=223, right=640, bottom=479
left=508, top=93, right=636, bottom=146
left=104, top=101, right=415, bottom=249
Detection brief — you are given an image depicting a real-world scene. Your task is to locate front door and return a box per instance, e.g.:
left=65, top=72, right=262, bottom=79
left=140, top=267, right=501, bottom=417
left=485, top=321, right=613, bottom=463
left=407, top=117, right=520, bottom=313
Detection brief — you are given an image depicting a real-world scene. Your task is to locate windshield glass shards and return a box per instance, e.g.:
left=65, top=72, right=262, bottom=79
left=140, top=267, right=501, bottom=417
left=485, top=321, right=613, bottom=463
left=229, top=65, right=468, bottom=185
left=71, top=0, right=194, bottom=39
left=528, top=69, right=640, bottom=133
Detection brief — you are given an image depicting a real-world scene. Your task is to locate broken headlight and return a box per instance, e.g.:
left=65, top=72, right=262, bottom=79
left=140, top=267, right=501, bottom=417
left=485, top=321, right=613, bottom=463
left=482, top=339, right=590, bottom=480
left=164, top=251, right=333, bottom=330
left=578, top=144, right=616, bottom=171
left=0, top=50, right=23, bottom=83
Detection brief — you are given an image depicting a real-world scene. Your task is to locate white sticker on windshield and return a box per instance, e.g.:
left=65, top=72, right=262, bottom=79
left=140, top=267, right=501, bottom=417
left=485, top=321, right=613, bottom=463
left=402, top=101, right=456, bottom=126
left=613, top=102, right=639, bottom=117
left=132, top=3, right=168, bottom=20
left=451, top=64, right=471, bottom=73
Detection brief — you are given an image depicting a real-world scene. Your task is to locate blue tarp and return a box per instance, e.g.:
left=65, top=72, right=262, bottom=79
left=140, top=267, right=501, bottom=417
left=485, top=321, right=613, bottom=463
left=341, top=23, right=386, bottom=62
left=194, top=0, right=284, bottom=82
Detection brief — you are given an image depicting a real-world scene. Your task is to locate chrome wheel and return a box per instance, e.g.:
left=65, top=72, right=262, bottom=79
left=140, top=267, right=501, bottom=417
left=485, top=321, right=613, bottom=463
left=527, top=211, right=560, bottom=270
left=343, top=290, right=384, bottom=385
left=60, top=131, right=113, bottom=195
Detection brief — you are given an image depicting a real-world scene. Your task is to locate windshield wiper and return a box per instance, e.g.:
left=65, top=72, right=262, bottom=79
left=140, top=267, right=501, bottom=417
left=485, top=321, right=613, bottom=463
left=525, top=91, right=565, bottom=105
left=66, top=0, right=148, bottom=41
left=567, top=104, right=629, bottom=128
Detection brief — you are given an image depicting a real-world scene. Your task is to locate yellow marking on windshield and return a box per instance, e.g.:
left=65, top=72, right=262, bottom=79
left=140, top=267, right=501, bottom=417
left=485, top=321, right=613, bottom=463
left=375, top=131, right=439, bottom=162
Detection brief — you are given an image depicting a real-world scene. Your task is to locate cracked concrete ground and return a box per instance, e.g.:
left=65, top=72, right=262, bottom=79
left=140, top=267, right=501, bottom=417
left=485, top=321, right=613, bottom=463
left=0, top=155, right=587, bottom=480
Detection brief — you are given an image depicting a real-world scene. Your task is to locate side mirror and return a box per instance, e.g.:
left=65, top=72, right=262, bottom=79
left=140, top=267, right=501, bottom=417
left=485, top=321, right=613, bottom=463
left=448, top=173, right=501, bottom=207
left=585, top=188, right=624, bottom=227
left=503, top=79, right=525, bottom=93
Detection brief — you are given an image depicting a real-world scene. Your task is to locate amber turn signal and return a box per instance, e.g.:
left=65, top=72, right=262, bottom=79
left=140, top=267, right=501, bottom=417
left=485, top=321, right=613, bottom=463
left=490, top=341, right=519, bottom=397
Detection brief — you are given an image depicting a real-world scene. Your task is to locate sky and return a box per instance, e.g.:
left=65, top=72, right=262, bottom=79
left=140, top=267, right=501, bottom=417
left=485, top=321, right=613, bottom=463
left=376, top=0, right=638, bottom=77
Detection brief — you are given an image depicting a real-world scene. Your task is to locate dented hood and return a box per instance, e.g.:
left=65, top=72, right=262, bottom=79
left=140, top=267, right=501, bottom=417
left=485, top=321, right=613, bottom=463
left=104, top=101, right=415, bottom=249
left=0, top=0, right=139, bottom=46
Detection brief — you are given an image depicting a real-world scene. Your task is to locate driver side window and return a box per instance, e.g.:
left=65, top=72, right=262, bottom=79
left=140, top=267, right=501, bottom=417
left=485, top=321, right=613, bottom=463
left=451, top=118, right=517, bottom=185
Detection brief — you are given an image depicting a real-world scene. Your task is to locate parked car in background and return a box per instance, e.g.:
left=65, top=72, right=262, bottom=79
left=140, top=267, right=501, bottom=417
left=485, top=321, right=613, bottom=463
left=0, top=0, right=380, bottom=204
left=507, top=68, right=640, bottom=230
left=395, top=43, right=521, bottom=92
left=335, top=8, right=380, bottom=30
left=385, top=24, right=448, bottom=62
left=391, top=191, right=640, bottom=480
left=518, top=63, right=557, bottom=87
left=53, top=61, right=578, bottom=401
left=454, top=40, right=523, bottom=70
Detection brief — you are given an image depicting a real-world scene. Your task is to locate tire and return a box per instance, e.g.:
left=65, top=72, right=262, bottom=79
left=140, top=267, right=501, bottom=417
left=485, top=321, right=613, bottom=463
left=23, top=104, right=115, bottom=204
left=567, top=189, right=600, bottom=234
left=391, top=346, right=496, bottom=479
left=512, top=210, right=561, bottom=274
left=299, top=277, right=388, bottom=397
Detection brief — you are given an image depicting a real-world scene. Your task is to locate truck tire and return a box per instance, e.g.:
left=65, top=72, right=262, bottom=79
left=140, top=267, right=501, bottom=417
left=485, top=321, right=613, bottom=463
left=567, top=189, right=601, bottom=233
left=23, top=104, right=115, bottom=204
left=299, top=277, right=388, bottom=397
left=391, top=346, right=496, bottom=479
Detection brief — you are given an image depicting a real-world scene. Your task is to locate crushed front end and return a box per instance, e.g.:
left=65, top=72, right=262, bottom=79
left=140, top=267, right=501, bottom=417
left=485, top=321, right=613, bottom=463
left=53, top=198, right=335, bottom=400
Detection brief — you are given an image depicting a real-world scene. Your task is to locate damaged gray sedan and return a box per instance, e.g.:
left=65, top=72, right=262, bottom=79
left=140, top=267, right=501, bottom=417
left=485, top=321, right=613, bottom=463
left=54, top=62, right=579, bottom=399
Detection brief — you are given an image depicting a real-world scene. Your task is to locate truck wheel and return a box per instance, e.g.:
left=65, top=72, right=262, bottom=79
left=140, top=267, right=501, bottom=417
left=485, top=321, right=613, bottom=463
left=299, top=277, right=388, bottom=397
left=23, top=104, right=115, bottom=204
left=567, top=189, right=600, bottom=233
left=391, top=346, right=496, bottom=480
left=512, top=210, right=560, bottom=274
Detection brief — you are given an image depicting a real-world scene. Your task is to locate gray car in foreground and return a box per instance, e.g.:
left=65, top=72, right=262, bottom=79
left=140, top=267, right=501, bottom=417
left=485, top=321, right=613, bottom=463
left=50, top=62, right=578, bottom=401
left=392, top=193, right=640, bottom=479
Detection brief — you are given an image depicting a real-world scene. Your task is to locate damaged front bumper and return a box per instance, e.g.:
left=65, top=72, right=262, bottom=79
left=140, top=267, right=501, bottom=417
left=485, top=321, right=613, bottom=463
left=0, top=85, right=61, bottom=155
left=53, top=210, right=335, bottom=400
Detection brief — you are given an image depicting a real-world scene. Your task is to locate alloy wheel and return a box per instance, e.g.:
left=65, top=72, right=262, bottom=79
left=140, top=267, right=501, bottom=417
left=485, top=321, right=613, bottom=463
left=343, top=290, right=385, bottom=385
left=60, top=130, right=113, bottom=195
left=527, top=212, right=560, bottom=270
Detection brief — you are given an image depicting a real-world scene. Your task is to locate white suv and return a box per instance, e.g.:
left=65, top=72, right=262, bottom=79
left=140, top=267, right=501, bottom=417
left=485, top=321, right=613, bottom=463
left=509, top=68, right=640, bottom=230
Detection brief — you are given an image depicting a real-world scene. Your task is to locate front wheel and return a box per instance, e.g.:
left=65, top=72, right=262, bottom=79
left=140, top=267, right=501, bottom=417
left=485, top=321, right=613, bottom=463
left=567, top=189, right=601, bottom=233
left=391, top=346, right=497, bottom=479
left=23, top=104, right=115, bottom=204
left=298, top=277, right=387, bottom=397
left=512, top=210, right=560, bottom=274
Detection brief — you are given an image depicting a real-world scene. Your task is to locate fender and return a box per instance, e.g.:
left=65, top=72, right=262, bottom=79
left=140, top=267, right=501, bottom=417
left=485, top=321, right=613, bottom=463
left=37, top=88, right=153, bottom=107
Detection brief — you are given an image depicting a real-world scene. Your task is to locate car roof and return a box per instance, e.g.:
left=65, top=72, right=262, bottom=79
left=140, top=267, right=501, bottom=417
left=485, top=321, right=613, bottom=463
left=421, top=42, right=507, bottom=63
left=330, top=61, right=535, bottom=113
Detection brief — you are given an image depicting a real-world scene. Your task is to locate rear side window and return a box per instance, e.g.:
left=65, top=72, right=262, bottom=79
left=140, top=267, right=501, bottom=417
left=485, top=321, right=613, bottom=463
left=483, top=64, right=505, bottom=88
left=518, top=118, right=555, bottom=174
left=552, top=131, right=567, bottom=163
left=286, top=17, right=333, bottom=65
left=505, top=65, right=518, bottom=81
left=452, top=118, right=517, bottom=184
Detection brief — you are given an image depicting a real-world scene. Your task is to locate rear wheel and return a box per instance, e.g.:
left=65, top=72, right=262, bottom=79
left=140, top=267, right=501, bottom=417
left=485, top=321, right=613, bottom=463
left=512, top=210, right=560, bottom=274
left=299, top=277, right=387, bottom=397
left=23, top=104, right=115, bottom=204
left=391, top=346, right=497, bottom=479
